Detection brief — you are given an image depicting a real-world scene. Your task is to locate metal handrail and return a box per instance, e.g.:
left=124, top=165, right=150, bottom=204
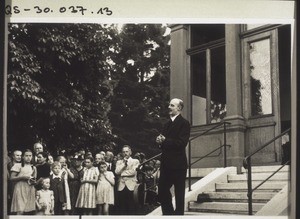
left=136, top=122, right=230, bottom=171
left=136, top=121, right=231, bottom=196
left=137, top=153, right=162, bottom=170
left=188, top=121, right=231, bottom=191
left=135, top=152, right=161, bottom=206
left=189, top=122, right=231, bottom=141
left=243, top=128, right=291, bottom=215
left=190, top=144, right=231, bottom=166
left=251, top=160, right=289, bottom=192
left=244, top=128, right=291, bottom=164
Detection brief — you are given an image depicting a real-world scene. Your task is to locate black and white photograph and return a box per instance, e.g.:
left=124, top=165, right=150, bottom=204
left=1, top=1, right=297, bottom=219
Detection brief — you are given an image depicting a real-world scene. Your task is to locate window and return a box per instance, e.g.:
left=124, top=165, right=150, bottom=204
left=249, top=38, right=272, bottom=116
left=191, top=24, right=225, bottom=47
left=210, top=46, right=226, bottom=123
left=188, top=25, right=226, bottom=126
left=191, top=52, right=207, bottom=125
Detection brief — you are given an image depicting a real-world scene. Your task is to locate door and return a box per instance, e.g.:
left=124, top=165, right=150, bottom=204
left=242, top=29, right=281, bottom=164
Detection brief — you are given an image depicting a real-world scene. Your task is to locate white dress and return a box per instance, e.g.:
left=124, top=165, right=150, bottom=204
left=75, top=166, right=99, bottom=208
left=36, top=189, right=54, bottom=215
left=10, top=163, right=36, bottom=213
left=96, top=171, right=115, bottom=205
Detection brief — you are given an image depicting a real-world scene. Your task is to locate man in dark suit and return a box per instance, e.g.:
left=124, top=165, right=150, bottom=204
left=33, top=142, right=44, bottom=164
left=105, top=151, right=115, bottom=172
left=156, top=98, right=190, bottom=215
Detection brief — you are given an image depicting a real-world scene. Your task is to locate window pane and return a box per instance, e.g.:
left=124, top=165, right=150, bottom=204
left=191, top=52, right=206, bottom=125
left=210, top=46, right=226, bottom=123
left=191, top=24, right=225, bottom=47
left=249, top=39, right=272, bottom=116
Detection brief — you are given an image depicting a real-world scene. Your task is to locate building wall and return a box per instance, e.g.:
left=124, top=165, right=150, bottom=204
left=170, top=23, right=289, bottom=170
left=170, top=24, right=246, bottom=170
left=169, top=24, right=191, bottom=121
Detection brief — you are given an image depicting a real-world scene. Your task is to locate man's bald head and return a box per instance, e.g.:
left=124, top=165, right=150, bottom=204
left=168, top=98, right=184, bottom=116
left=33, top=142, right=43, bottom=154
left=171, top=98, right=184, bottom=110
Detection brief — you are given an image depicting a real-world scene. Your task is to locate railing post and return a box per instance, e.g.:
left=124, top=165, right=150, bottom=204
left=142, top=171, right=146, bottom=205
left=188, top=141, right=192, bottom=191
left=223, top=122, right=227, bottom=167
left=246, top=157, right=253, bottom=215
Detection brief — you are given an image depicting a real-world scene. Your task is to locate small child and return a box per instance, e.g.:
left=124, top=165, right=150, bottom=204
left=36, top=178, right=54, bottom=215
left=50, top=161, right=70, bottom=215
left=75, top=157, right=99, bottom=215
left=96, top=161, right=115, bottom=215
left=144, top=165, right=158, bottom=205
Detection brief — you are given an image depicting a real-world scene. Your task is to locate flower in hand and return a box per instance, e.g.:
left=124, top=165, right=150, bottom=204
left=156, top=134, right=165, bottom=144
left=40, top=202, right=47, bottom=210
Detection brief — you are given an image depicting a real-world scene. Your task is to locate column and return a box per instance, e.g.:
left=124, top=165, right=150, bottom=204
left=169, top=24, right=190, bottom=121
left=224, top=24, right=246, bottom=172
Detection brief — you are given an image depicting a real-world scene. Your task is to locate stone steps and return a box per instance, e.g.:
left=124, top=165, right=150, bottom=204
left=241, top=165, right=290, bottom=173
left=189, top=201, right=264, bottom=214
left=186, top=165, right=289, bottom=215
left=215, top=181, right=287, bottom=192
left=228, top=172, right=289, bottom=182
left=197, top=191, right=276, bottom=203
left=184, top=211, right=239, bottom=216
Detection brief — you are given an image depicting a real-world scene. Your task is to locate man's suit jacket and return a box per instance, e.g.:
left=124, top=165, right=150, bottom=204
left=106, top=162, right=116, bottom=173
left=160, top=114, right=191, bottom=170
left=115, top=157, right=140, bottom=191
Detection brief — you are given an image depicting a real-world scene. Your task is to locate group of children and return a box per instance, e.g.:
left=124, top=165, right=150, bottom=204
left=75, top=157, right=115, bottom=215
left=9, top=150, right=115, bottom=215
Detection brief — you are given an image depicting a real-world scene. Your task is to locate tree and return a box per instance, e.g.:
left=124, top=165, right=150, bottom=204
left=7, top=23, right=119, bottom=155
left=109, top=24, right=170, bottom=156
left=7, top=23, right=171, bottom=157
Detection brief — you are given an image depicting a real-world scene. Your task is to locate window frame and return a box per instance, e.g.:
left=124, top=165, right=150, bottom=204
left=187, top=38, right=226, bottom=125
left=242, top=30, right=278, bottom=119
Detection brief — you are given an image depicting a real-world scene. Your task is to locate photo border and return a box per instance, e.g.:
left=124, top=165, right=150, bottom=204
left=2, top=1, right=297, bottom=219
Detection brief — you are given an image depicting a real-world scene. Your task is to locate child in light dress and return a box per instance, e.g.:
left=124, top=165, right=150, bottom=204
left=96, top=161, right=115, bottom=215
left=75, top=157, right=99, bottom=215
left=36, top=177, right=54, bottom=215
left=10, top=149, right=37, bottom=215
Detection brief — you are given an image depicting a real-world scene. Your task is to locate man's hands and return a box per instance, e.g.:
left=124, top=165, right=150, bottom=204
left=123, top=158, right=128, bottom=166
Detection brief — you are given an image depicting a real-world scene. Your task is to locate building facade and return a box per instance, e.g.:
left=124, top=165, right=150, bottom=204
left=169, top=24, right=291, bottom=169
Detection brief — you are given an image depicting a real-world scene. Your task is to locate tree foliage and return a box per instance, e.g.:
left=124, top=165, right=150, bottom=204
left=110, top=24, right=170, bottom=156
left=8, top=23, right=119, bottom=155
left=7, top=23, right=170, bottom=157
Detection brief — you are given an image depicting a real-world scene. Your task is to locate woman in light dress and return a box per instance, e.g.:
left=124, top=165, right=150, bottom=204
left=75, top=156, right=99, bottom=215
left=10, top=149, right=37, bottom=215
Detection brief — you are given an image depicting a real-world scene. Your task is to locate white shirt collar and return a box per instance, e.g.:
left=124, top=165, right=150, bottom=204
left=52, top=174, right=61, bottom=179
left=170, top=114, right=180, bottom=122
left=50, top=170, right=63, bottom=179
